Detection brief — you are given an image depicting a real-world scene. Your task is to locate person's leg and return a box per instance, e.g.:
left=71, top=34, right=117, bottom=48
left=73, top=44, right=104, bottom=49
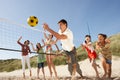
left=69, top=48, right=77, bottom=80
left=37, top=68, right=40, bottom=79
left=50, top=56, right=58, bottom=79
left=42, top=68, right=45, bottom=80
left=64, top=51, right=71, bottom=63
left=76, top=62, right=83, bottom=78
left=100, top=57, right=107, bottom=78
left=46, top=55, right=52, bottom=77
left=41, top=63, right=46, bottom=80
left=106, top=60, right=112, bottom=78
left=22, top=56, right=26, bottom=78
left=91, top=59, right=99, bottom=78
left=70, top=50, right=77, bottom=76
left=26, top=55, right=32, bottom=77
left=71, top=63, right=77, bottom=80
left=37, top=63, right=40, bottom=79
left=68, top=63, right=73, bottom=75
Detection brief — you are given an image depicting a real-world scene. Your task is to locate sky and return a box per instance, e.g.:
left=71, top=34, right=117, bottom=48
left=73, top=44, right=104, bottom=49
left=0, top=0, right=120, bottom=60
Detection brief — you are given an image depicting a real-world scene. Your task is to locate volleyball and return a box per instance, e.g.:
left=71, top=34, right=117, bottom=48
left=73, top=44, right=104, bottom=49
left=27, top=16, right=38, bottom=27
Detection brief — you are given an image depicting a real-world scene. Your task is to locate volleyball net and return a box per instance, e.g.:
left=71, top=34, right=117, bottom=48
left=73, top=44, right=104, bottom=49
left=0, top=18, right=56, bottom=59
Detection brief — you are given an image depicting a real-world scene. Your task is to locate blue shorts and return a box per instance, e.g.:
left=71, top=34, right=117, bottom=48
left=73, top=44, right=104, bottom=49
left=38, top=62, right=44, bottom=69
left=106, top=59, right=112, bottom=64
left=99, top=54, right=112, bottom=64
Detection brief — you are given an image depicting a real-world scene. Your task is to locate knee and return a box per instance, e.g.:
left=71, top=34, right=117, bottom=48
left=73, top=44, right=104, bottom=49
left=108, top=68, right=111, bottom=72
left=73, top=63, right=77, bottom=67
left=91, top=62, right=96, bottom=67
left=91, top=63, right=94, bottom=67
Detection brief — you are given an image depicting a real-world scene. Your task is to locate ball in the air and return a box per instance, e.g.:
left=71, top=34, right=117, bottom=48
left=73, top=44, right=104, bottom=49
left=27, top=16, right=38, bottom=27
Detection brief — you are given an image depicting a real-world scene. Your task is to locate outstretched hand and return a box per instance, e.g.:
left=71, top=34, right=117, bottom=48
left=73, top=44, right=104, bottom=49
left=42, top=39, right=44, bottom=43
left=43, top=23, right=49, bottom=31
left=18, top=36, right=22, bottom=41
left=19, top=36, right=22, bottom=39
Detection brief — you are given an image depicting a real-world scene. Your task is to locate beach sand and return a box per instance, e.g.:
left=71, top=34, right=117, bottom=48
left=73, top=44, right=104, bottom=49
left=0, top=56, right=120, bottom=80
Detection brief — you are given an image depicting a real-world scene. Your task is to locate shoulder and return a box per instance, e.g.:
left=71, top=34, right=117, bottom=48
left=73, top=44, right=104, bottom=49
left=66, top=28, right=72, bottom=33
left=64, top=28, right=73, bottom=36
left=58, top=29, right=61, bottom=34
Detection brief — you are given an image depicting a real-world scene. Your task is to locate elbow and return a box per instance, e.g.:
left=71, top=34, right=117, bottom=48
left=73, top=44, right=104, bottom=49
left=17, top=41, right=19, bottom=44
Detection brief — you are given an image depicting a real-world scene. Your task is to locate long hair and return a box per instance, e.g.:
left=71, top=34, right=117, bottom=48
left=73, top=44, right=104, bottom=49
left=36, top=43, right=41, bottom=53
left=98, top=33, right=107, bottom=39
left=85, top=35, right=91, bottom=44
left=24, top=40, right=30, bottom=44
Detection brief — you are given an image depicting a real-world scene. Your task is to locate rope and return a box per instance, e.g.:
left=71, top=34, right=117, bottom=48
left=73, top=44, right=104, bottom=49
left=0, top=48, right=63, bottom=55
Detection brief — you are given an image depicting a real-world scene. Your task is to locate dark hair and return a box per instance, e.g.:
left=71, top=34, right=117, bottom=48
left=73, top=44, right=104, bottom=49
left=85, top=35, right=91, bottom=43
left=98, top=33, right=107, bottom=39
left=36, top=43, right=41, bottom=52
left=85, top=35, right=91, bottom=38
left=24, top=40, right=30, bottom=44
left=58, top=19, right=68, bottom=26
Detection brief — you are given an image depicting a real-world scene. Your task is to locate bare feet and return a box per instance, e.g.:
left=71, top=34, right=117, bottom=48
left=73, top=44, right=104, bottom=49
left=102, top=74, right=107, bottom=79
left=80, top=74, right=84, bottom=79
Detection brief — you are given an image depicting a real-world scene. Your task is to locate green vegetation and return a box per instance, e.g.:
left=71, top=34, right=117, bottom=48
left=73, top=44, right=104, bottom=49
left=0, top=33, right=120, bottom=72
left=109, top=33, right=120, bottom=56
left=0, top=59, right=21, bottom=72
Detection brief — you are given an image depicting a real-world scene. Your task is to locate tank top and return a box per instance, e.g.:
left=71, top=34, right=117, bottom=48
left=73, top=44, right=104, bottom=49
left=37, top=49, right=46, bottom=63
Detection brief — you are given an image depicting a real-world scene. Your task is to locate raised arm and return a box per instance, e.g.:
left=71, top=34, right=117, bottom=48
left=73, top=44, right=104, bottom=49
left=41, top=39, right=46, bottom=48
left=31, top=43, right=37, bottom=51
left=17, top=36, right=23, bottom=46
left=51, top=38, right=58, bottom=45
left=54, top=44, right=59, bottom=52
left=43, top=23, right=67, bottom=40
left=17, top=36, right=22, bottom=42
left=44, top=30, right=49, bottom=40
left=42, top=39, right=47, bottom=47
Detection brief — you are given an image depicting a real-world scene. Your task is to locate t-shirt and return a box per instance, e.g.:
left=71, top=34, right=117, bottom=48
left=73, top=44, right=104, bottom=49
left=58, top=28, right=74, bottom=51
left=17, top=41, right=30, bottom=56
left=97, top=42, right=112, bottom=60
left=37, top=49, right=46, bottom=63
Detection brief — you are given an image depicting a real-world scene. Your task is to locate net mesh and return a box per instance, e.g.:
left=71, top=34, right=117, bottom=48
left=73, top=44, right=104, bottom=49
left=0, top=18, right=45, bottom=59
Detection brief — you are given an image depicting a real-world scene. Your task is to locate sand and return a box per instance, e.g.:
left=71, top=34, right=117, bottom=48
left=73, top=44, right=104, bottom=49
left=0, top=56, right=120, bottom=80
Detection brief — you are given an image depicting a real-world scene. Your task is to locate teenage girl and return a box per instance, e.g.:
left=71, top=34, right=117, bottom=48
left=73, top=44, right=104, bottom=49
left=82, top=35, right=100, bottom=78
left=96, top=33, right=111, bottom=79
left=43, top=31, right=59, bottom=79
left=31, top=42, right=46, bottom=79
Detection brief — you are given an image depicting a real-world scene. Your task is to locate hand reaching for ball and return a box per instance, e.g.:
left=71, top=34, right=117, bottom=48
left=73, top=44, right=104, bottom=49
left=43, top=23, right=49, bottom=31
